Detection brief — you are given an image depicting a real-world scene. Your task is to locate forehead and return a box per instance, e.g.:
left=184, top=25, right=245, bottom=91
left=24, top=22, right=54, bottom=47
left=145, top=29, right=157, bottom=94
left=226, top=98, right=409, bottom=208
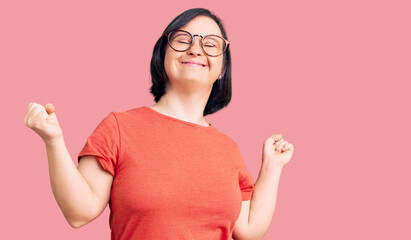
left=179, top=16, right=222, bottom=37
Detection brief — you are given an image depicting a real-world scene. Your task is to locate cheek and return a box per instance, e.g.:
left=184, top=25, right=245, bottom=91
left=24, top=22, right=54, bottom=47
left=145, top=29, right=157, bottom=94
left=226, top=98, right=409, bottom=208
left=209, top=57, right=224, bottom=74
left=164, top=50, right=177, bottom=74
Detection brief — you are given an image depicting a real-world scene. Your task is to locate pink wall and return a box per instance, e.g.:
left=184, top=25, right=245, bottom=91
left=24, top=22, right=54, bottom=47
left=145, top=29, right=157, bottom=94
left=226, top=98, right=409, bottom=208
left=2, top=0, right=410, bottom=239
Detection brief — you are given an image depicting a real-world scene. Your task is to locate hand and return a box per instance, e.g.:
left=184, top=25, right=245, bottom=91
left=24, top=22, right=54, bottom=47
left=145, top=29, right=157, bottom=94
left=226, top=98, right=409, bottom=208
left=262, top=134, right=294, bottom=168
left=24, top=102, right=63, bottom=144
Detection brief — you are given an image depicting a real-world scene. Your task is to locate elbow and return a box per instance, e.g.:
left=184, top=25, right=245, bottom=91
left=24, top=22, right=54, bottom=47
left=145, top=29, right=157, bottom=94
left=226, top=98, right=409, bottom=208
left=247, top=224, right=268, bottom=240
left=69, top=218, right=93, bottom=228
left=68, top=218, right=87, bottom=229
left=238, top=235, right=264, bottom=240
left=249, top=231, right=267, bottom=240
left=68, top=221, right=83, bottom=229
left=234, top=231, right=266, bottom=240
left=66, top=215, right=93, bottom=229
left=232, top=236, right=262, bottom=240
left=64, top=206, right=98, bottom=228
left=233, top=233, right=264, bottom=240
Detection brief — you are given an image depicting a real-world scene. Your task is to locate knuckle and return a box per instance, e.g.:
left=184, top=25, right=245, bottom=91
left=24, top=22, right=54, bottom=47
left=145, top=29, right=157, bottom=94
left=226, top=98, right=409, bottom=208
left=32, top=121, right=44, bottom=131
left=27, top=119, right=33, bottom=128
left=25, top=118, right=31, bottom=127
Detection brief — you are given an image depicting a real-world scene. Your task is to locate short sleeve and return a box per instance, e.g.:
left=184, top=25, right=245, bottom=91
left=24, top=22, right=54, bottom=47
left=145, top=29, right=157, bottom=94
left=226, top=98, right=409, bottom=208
left=239, top=167, right=255, bottom=201
left=234, top=144, right=255, bottom=201
left=77, top=112, right=120, bottom=176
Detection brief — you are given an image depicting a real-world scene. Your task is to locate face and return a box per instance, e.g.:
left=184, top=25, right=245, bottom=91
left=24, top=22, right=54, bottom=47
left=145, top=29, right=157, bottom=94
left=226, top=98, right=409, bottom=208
left=163, top=16, right=225, bottom=90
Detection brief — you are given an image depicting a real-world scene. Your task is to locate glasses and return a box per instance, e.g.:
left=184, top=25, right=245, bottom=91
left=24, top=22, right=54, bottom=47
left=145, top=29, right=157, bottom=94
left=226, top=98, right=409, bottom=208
left=165, top=29, right=230, bottom=57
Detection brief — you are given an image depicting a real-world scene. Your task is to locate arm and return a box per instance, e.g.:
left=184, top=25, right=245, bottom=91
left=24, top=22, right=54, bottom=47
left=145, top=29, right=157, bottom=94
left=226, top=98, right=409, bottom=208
left=248, top=164, right=283, bottom=239
left=46, top=138, right=113, bottom=228
left=232, top=164, right=283, bottom=240
left=24, top=103, right=113, bottom=228
left=233, top=134, right=293, bottom=240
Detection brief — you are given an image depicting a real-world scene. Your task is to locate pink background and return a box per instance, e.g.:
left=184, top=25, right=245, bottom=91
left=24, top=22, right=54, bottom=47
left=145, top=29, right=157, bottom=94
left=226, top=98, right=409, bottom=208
left=1, top=0, right=410, bottom=239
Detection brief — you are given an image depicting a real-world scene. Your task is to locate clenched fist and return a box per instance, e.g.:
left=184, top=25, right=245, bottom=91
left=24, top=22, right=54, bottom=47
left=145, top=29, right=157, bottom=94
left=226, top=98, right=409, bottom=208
left=262, top=134, right=294, bottom=168
left=24, top=102, right=63, bottom=144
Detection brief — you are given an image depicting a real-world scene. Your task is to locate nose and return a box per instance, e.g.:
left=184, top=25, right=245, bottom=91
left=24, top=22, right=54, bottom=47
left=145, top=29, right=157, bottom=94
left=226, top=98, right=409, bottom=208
left=187, top=35, right=204, bottom=56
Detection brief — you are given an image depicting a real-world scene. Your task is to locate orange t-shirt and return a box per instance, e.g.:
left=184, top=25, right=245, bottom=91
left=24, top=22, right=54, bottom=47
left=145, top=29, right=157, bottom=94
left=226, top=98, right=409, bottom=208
left=78, top=106, right=255, bottom=240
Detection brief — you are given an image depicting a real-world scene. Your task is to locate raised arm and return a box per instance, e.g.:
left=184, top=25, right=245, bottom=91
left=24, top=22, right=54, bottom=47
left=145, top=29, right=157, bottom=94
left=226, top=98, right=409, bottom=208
left=24, top=103, right=113, bottom=228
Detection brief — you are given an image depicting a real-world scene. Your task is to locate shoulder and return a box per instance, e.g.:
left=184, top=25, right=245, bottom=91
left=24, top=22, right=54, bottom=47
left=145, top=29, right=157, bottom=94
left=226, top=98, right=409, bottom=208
left=209, top=128, right=240, bottom=150
left=107, top=106, right=147, bottom=121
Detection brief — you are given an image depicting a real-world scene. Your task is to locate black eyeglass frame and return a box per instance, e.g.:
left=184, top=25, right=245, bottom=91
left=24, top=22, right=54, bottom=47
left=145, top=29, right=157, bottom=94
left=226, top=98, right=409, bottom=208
left=164, top=29, right=230, bottom=57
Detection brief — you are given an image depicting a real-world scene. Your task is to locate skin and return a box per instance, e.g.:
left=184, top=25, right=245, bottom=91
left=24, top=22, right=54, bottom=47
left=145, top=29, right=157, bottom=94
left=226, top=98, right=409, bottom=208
left=148, top=16, right=225, bottom=127
left=24, top=15, right=295, bottom=238
left=148, top=16, right=296, bottom=239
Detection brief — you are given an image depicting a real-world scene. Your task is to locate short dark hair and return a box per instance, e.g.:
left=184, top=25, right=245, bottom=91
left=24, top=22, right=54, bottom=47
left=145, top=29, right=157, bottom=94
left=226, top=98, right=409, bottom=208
left=149, top=8, right=232, bottom=117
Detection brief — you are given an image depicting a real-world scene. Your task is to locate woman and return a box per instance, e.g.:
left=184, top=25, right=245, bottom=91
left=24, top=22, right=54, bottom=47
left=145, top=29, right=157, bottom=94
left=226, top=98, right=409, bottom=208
left=24, top=8, right=294, bottom=240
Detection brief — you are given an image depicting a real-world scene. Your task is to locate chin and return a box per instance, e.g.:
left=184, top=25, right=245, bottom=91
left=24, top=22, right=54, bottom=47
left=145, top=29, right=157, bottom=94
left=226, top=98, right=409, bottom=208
left=173, top=75, right=210, bottom=85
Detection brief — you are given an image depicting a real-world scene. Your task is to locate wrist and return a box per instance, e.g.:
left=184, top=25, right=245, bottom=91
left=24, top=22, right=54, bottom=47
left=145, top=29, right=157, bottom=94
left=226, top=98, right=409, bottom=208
left=261, top=160, right=284, bottom=173
left=43, top=136, right=65, bottom=148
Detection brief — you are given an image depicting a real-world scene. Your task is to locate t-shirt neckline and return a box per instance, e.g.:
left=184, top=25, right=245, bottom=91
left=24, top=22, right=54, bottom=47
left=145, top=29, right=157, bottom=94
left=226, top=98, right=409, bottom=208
left=142, top=106, right=213, bottom=129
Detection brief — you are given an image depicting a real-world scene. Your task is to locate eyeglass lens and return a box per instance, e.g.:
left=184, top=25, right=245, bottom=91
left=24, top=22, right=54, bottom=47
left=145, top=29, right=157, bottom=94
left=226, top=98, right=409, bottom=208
left=168, top=31, right=226, bottom=56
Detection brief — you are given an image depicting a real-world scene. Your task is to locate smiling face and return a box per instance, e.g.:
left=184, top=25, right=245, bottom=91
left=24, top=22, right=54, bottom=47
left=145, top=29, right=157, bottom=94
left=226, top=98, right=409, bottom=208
left=163, top=16, right=225, bottom=90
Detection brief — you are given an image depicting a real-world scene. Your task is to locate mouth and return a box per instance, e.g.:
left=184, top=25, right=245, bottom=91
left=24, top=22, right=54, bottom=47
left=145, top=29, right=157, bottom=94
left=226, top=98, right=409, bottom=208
left=180, top=61, right=207, bottom=67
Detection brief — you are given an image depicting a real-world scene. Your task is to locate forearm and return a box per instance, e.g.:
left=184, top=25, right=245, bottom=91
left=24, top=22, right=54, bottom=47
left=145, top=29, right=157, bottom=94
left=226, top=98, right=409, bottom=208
left=45, top=137, right=95, bottom=227
left=248, top=162, right=284, bottom=239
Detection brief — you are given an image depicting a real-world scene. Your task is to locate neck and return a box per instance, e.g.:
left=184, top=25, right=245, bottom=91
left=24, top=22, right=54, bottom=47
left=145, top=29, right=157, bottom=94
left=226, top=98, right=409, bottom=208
left=149, top=84, right=213, bottom=126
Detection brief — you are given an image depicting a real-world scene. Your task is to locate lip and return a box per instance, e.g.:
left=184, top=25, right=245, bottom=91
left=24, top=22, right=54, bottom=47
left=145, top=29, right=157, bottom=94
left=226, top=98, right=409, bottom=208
left=180, top=61, right=207, bottom=67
